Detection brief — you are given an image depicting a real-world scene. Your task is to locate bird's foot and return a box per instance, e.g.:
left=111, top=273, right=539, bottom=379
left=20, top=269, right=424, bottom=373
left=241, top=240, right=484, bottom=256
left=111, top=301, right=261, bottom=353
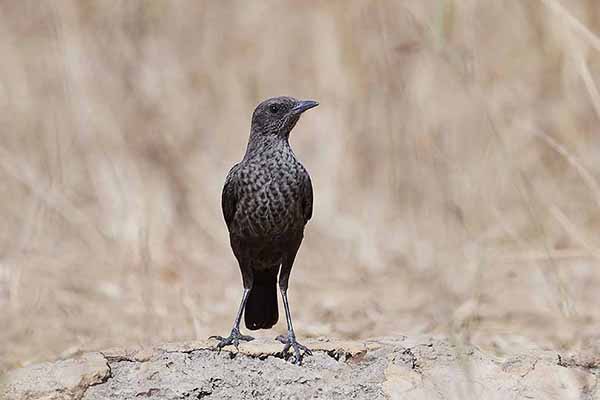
left=276, top=332, right=312, bottom=365
left=209, top=328, right=254, bottom=351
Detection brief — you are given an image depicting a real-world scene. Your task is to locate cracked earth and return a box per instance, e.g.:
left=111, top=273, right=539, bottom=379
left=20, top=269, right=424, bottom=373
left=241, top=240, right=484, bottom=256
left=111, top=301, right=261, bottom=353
left=2, top=335, right=600, bottom=400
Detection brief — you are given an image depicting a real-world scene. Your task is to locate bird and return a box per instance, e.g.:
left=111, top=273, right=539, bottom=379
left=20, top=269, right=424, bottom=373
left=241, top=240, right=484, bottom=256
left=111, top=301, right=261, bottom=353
left=211, top=96, right=318, bottom=365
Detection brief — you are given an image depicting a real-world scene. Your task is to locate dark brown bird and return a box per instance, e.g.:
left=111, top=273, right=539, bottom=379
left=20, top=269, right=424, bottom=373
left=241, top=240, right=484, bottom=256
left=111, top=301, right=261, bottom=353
left=211, top=96, right=318, bottom=364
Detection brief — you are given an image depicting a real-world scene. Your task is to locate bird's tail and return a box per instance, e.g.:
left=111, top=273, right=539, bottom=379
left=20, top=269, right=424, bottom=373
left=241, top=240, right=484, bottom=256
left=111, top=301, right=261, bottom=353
left=245, top=269, right=278, bottom=330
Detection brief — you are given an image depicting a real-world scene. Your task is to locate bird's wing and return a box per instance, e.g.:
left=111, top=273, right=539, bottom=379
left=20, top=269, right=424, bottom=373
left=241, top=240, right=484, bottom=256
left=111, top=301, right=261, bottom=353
left=222, top=164, right=240, bottom=230
left=302, top=172, right=313, bottom=223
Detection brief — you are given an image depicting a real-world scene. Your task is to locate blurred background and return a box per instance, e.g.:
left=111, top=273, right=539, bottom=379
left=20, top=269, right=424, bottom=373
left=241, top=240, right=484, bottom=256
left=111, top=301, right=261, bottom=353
left=2, top=0, right=600, bottom=371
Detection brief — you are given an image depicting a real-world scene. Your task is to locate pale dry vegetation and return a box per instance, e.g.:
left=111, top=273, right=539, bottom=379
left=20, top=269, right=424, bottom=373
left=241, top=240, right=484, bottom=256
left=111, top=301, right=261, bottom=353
left=2, top=0, right=600, bottom=371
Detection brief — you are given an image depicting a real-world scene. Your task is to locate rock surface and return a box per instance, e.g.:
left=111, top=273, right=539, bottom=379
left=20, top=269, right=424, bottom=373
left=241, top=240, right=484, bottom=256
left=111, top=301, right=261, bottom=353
left=1, top=336, right=599, bottom=400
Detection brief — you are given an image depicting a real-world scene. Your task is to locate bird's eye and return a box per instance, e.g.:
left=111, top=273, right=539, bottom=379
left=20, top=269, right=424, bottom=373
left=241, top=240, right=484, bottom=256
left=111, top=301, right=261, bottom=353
left=268, top=104, right=279, bottom=114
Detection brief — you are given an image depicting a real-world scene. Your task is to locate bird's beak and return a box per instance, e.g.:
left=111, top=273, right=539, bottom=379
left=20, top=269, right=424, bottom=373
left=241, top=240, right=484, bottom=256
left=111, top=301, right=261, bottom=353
left=292, top=100, right=319, bottom=114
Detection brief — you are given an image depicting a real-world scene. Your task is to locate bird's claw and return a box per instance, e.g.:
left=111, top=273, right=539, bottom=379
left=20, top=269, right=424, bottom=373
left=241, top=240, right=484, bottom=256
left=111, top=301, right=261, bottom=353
left=209, top=329, right=254, bottom=351
left=276, top=333, right=312, bottom=365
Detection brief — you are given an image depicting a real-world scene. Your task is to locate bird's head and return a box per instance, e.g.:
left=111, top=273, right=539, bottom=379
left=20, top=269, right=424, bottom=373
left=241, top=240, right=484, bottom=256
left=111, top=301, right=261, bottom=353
left=250, top=96, right=319, bottom=138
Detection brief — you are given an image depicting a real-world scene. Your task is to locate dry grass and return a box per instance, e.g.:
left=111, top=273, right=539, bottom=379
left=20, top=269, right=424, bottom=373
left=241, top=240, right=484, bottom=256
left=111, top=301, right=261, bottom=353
left=2, top=0, right=600, bottom=371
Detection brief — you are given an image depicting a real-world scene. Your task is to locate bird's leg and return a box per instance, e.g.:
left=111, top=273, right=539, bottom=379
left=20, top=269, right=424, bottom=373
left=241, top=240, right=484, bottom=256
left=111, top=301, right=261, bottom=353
left=210, top=287, right=254, bottom=350
left=276, top=286, right=312, bottom=365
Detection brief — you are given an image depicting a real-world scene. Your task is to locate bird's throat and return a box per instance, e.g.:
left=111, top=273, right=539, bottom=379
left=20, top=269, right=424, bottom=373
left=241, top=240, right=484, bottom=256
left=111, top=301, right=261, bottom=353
left=244, top=131, right=292, bottom=161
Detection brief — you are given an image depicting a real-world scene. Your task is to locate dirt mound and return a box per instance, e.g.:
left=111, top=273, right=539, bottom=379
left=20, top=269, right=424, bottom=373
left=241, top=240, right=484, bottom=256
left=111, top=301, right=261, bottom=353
left=2, top=335, right=598, bottom=400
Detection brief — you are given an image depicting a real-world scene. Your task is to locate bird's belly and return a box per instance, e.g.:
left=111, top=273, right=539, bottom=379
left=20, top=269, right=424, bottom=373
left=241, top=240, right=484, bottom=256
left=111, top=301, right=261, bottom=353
left=235, top=184, right=303, bottom=238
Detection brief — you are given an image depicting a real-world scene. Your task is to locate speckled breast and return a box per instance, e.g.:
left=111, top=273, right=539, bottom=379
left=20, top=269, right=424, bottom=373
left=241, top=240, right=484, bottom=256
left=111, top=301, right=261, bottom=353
left=233, top=152, right=305, bottom=239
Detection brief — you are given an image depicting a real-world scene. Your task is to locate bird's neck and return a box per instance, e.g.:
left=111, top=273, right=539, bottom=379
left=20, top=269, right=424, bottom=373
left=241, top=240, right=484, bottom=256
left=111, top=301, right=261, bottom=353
left=243, top=131, right=292, bottom=161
